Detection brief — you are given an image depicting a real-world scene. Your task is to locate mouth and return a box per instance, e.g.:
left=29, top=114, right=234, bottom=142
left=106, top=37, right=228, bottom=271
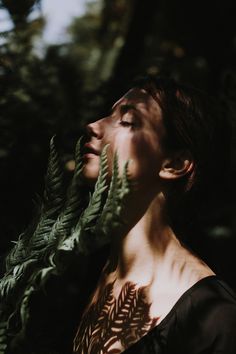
left=83, top=143, right=100, bottom=157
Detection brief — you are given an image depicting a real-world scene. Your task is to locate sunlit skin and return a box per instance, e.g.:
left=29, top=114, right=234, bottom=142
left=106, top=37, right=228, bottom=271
left=82, top=87, right=215, bottom=327
left=82, top=88, right=166, bottom=186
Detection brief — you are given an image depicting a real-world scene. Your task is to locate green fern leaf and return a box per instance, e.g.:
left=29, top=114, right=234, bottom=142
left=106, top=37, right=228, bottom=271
left=0, top=322, right=8, bottom=354
left=80, top=145, right=108, bottom=225
left=0, top=259, right=38, bottom=299
left=62, top=145, right=109, bottom=254
left=50, top=137, right=84, bottom=244
left=44, top=138, right=85, bottom=265
left=5, top=136, right=65, bottom=271
left=43, top=136, right=65, bottom=217
left=97, top=152, right=120, bottom=214
left=95, top=158, right=131, bottom=242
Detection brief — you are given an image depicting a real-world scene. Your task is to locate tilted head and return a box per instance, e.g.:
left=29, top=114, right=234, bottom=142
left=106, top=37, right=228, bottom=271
left=83, top=76, right=230, bottom=233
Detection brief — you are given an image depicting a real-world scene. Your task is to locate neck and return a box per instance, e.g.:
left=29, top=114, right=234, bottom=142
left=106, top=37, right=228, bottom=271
left=106, top=191, right=182, bottom=285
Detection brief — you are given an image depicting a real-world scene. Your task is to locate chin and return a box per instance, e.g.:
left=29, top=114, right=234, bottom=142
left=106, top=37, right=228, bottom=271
left=81, top=163, right=99, bottom=185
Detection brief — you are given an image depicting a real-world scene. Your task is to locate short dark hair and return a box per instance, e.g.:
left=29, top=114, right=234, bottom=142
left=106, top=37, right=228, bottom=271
left=134, top=76, right=231, bottom=237
left=135, top=76, right=230, bottom=194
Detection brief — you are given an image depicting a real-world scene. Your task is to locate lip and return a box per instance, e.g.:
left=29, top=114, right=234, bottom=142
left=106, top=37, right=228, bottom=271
left=83, top=143, right=100, bottom=156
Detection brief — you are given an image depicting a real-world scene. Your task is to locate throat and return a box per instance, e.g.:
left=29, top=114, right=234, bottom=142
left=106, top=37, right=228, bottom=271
left=105, top=221, right=180, bottom=285
left=105, top=190, right=180, bottom=283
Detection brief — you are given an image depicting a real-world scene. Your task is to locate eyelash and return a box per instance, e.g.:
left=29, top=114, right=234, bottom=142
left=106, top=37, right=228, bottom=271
left=119, top=120, right=134, bottom=127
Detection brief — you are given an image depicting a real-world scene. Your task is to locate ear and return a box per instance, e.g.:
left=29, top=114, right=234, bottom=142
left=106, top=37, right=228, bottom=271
left=159, top=150, right=194, bottom=180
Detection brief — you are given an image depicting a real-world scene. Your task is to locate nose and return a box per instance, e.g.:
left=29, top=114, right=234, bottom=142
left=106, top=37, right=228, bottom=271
left=86, top=119, right=104, bottom=139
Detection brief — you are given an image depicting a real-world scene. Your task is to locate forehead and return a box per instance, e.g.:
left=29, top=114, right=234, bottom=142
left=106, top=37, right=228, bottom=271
left=113, top=88, right=162, bottom=122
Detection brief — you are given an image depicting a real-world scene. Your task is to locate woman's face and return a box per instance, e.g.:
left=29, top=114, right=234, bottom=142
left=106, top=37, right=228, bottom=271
left=82, top=88, right=167, bottom=189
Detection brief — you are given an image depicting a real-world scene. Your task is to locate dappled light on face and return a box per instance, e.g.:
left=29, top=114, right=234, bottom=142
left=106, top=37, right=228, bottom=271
left=129, top=129, right=164, bottom=185
left=81, top=87, right=167, bottom=191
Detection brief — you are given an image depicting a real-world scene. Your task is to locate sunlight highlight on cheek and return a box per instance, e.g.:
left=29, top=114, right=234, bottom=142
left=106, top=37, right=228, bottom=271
left=130, top=131, right=163, bottom=179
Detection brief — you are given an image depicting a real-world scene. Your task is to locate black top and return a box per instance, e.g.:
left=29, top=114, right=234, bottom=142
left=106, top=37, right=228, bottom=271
left=124, top=276, right=236, bottom=354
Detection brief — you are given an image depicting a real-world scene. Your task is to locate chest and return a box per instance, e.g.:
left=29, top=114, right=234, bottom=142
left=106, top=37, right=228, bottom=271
left=73, top=281, right=159, bottom=353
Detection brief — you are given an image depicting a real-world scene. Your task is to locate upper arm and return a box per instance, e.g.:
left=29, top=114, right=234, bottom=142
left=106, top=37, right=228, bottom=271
left=210, top=302, right=236, bottom=353
left=173, top=293, right=236, bottom=354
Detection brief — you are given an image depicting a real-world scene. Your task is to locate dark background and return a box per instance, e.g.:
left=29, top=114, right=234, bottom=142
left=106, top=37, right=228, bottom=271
left=0, top=0, right=236, bottom=288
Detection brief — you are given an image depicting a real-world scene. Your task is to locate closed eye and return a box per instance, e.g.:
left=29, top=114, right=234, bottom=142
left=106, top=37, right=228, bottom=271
left=119, top=120, right=134, bottom=127
left=110, top=103, right=141, bottom=128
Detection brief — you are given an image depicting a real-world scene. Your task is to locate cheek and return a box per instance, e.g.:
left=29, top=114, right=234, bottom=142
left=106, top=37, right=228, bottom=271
left=111, top=131, right=163, bottom=182
left=104, top=128, right=131, bottom=170
left=133, top=133, right=161, bottom=162
left=131, top=134, right=162, bottom=179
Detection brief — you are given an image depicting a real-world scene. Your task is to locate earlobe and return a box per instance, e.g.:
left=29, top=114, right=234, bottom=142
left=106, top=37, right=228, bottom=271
left=159, top=151, right=195, bottom=180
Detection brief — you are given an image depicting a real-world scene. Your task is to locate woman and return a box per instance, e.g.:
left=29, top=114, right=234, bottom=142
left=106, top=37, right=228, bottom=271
left=73, top=77, right=236, bottom=353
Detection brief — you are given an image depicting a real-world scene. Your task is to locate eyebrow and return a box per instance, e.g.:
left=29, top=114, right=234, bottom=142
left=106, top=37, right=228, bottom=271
left=111, top=103, right=138, bottom=114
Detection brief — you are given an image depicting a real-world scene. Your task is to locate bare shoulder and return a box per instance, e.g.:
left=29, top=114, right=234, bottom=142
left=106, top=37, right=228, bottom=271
left=148, top=248, right=215, bottom=322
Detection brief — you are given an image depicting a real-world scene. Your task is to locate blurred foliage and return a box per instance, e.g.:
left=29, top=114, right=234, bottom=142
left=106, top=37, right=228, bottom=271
left=0, top=0, right=236, bottom=289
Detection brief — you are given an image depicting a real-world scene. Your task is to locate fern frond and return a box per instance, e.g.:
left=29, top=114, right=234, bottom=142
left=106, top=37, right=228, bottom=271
left=44, top=136, right=65, bottom=217
left=58, top=145, right=109, bottom=255
left=18, top=285, right=35, bottom=338
left=24, top=136, right=65, bottom=256
left=0, top=321, right=8, bottom=354
left=39, top=138, right=85, bottom=267
left=0, top=137, right=88, bottom=353
left=120, top=160, right=130, bottom=200
left=5, top=235, right=26, bottom=271
left=95, top=158, right=131, bottom=241
left=79, top=144, right=109, bottom=227
left=97, top=152, right=120, bottom=213
left=0, top=259, right=38, bottom=299
left=51, top=137, right=84, bottom=241
left=0, top=143, right=132, bottom=353
left=103, top=151, right=121, bottom=210
left=5, top=137, right=65, bottom=271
